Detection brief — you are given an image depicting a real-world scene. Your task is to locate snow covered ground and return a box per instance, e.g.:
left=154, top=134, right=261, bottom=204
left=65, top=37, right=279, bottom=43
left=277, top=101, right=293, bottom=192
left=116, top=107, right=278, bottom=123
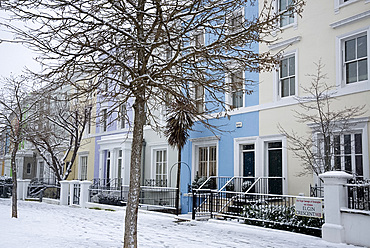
left=0, top=198, right=361, bottom=248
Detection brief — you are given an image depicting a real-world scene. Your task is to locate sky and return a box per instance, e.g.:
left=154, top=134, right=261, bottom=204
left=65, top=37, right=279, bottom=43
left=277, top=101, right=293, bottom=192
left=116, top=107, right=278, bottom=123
left=0, top=198, right=361, bottom=248
left=0, top=9, right=41, bottom=79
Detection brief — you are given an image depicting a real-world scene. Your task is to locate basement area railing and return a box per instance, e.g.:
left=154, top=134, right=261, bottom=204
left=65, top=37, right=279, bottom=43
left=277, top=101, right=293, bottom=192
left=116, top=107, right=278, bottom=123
left=192, top=176, right=324, bottom=237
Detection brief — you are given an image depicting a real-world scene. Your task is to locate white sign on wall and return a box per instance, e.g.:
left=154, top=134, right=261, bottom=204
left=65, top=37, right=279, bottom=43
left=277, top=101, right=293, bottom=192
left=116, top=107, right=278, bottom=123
left=295, top=197, right=323, bottom=218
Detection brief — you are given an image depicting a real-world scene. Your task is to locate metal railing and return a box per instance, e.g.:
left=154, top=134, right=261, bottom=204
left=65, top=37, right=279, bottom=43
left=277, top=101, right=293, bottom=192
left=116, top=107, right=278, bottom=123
left=144, top=179, right=168, bottom=187
left=27, top=177, right=60, bottom=200
left=91, top=178, right=123, bottom=190
left=310, top=184, right=324, bottom=198
left=30, top=177, right=58, bottom=186
left=89, top=179, right=177, bottom=209
left=192, top=189, right=324, bottom=236
left=347, top=179, right=370, bottom=211
left=192, top=176, right=324, bottom=236
left=73, top=184, right=80, bottom=205
left=0, top=177, right=12, bottom=198
left=196, top=176, right=284, bottom=195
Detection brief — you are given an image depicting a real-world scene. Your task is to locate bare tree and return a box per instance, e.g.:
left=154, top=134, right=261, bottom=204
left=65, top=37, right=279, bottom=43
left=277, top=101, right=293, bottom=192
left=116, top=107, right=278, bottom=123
left=0, top=76, right=39, bottom=218
left=279, top=61, right=366, bottom=178
left=26, top=88, right=91, bottom=182
left=1, top=0, right=305, bottom=246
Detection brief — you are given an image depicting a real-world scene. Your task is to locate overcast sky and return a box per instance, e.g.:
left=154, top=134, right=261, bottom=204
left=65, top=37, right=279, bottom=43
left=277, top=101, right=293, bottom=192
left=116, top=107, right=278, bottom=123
left=0, top=10, right=41, bottom=79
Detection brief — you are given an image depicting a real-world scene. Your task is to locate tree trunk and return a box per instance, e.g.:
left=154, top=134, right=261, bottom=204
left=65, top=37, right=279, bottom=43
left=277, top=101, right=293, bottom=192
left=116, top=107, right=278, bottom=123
left=124, top=98, right=145, bottom=248
left=11, top=146, right=19, bottom=218
left=175, top=147, right=181, bottom=215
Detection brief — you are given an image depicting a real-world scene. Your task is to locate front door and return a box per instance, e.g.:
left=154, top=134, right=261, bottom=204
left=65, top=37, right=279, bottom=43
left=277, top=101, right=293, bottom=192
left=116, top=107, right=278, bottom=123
left=106, top=151, right=111, bottom=187
left=268, top=142, right=282, bottom=195
left=242, top=144, right=255, bottom=192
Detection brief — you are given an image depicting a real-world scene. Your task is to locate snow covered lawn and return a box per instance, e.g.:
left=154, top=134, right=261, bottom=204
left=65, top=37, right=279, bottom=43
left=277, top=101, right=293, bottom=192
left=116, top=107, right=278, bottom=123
left=0, top=199, right=361, bottom=248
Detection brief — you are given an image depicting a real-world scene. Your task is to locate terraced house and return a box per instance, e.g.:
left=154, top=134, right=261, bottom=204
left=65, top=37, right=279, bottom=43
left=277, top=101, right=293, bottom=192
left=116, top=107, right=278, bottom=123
left=181, top=0, right=370, bottom=213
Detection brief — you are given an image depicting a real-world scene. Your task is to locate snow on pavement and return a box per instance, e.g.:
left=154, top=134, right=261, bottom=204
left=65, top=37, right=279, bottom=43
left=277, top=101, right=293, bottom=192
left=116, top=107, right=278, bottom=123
left=0, top=199, right=361, bottom=248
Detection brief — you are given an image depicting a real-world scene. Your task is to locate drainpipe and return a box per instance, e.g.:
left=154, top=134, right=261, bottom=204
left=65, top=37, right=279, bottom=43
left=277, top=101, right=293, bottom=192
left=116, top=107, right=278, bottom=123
left=141, top=139, right=146, bottom=186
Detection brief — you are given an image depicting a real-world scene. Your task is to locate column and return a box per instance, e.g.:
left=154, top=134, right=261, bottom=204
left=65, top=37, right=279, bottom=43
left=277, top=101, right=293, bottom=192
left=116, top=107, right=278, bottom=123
left=22, top=179, right=31, bottom=200
left=17, top=180, right=24, bottom=200
left=319, top=171, right=352, bottom=243
left=99, top=150, right=104, bottom=179
left=79, top=181, right=92, bottom=208
left=59, top=181, right=70, bottom=205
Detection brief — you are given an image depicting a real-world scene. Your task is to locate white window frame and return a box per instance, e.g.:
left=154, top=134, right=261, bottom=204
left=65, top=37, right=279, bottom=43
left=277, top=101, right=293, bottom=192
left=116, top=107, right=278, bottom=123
left=118, top=104, right=127, bottom=130
left=226, top=70, right=245, bottom=109
left=227, top=7, right=245, bottom=33
left=191, top=137, right=219, bottom=180
left=193, top=83, right=204, bottom=113
left=116, top=149, right=123, bottom=182
left=37, top=161, right=44, bottom=179
left=154, top=149, right=168, bottom=183
left=311, top=117, right=369, bottom=179
left=192, top=29, right=205, bottom=48
left=86, top=106, right=92, bottom=135
left=150, top=146, right=168, bottom=183
left=274, top=50, right=298, bottom=101
left=332, top=133, right=363, bottom=175
left=102, top=108, right=108, bottom=132
left=336, top=27, right=370, bottom=92
left=78, top=155, right=88, bottom=180
left=274, top=0, right=297, bottom=29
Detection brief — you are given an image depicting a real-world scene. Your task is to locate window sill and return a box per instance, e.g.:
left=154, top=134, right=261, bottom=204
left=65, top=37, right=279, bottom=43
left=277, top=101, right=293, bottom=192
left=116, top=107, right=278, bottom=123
left=338, top=80, right=370, bottom=96
left=335, top=0, right=362, bottom=14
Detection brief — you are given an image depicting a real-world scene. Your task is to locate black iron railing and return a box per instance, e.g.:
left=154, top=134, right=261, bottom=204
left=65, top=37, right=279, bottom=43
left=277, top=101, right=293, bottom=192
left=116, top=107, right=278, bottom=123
left=191, top=176, right=324, bottom=237
left=30, top=177, right=58, bottom=186
left=91, top=178, right=123, bottom=190
left=347, top=179, right=370, bottom=211
left=89, top=178, right=177, bottom=209
left=27, top=177, right=60, bottom=200
left=73, top=183, right=80, bottom=205
left=0, top=177, right=12, bottom=198
left=144, top=179, right=167, bottom=187
left=310, top=184, right=324, bottom=198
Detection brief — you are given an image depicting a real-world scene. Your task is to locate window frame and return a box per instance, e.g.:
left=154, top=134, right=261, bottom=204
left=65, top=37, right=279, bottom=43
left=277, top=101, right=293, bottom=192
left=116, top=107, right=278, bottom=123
left=191, top=29, right=205, bottom=61
left=310, top=117, right=369, bottom=179
left=118, top=104, right=127, bottom=130
left=227, top=7, right=244, bottom=33
left=274, top=50, right=298, bottom=101
left=332, top=133, right=363, bottom=176
left=154, top=149, right=168, bottom=183
left=79, top=155, right=88, bottom=180
left=194, top=83, right=205, bottom=113
left=191, top=137, right=219, bottom=181
left=227, top=70, right=245, bottom=109
left=102, top=108, right=108, bottom=132
left=337, top=28, right=369, bottom=90
left=86, top=106, right=92, bottom=135
left=275, top=0, right=297, bottom=29
left=279, top=54, right=296, bottom=98
left=342, top=33, right=368, bottom=85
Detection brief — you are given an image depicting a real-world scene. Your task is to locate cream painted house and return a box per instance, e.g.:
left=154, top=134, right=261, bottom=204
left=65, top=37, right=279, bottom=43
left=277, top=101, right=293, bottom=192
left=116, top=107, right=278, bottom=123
left=258, top=0, right=370, bottom=195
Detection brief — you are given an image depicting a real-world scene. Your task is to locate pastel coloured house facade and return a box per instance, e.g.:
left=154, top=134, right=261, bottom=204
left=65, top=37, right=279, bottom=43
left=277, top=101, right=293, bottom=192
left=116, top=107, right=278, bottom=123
left=257, top=0, right=370, bottom=194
